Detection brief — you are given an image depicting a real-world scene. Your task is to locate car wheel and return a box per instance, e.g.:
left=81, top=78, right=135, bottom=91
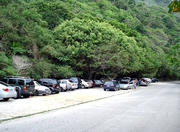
left=82, top=85, right=85, bottom=89
left=23, top=95, right=30, bottom=98
left=60, top=87, right=64, bottom=92
left=104, top=89, right=106, bottom=91
left=35, top=90, right=39, bottom=96
left=3, top=98, right=9, bottom=101
left=16, top=89, right=21, bottom=99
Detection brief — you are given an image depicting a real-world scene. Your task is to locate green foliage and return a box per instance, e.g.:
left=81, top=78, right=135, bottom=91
left=0, top=52, right=17, bottom=77
left=0, top=0, right=179, bottom=79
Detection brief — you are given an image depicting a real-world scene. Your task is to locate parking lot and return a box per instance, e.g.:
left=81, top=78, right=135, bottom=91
left=0, top=87, right=136, bottom=121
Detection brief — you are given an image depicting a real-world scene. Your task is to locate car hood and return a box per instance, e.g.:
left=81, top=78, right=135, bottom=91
left=35, top=86, right=49, bottom=90
left=120, top=84, right=129, bottom=88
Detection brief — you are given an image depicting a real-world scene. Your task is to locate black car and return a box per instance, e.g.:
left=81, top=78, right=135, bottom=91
left=69, top=77, right=82, bottom=88
left=104, top=81, right=120, bottom=91
left=93, top=80, right=104, bottom=87
left=37, top=78, right=60, bottom=94
left=151, top=78, right=158, bottom=83
left=1, top=76, right=35, bottom=98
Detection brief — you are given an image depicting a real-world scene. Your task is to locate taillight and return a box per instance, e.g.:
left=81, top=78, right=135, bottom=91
left=72, top=84, right=74, bottom=86
left=53, top=83, right=55, bottom=88
left=3, top=88, right=8, bottom=92
left=23, top=86, right=26, bottom=91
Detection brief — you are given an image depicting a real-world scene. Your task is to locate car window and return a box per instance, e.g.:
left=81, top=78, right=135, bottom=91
left=34, top=81, right=41, bottom=86
left=26, top=80, right=34, bottom=85
left=8, top=79, right=16, bottom=84
left=121, top=81, right=128, bottom=84
left=18, top=80, right=25, bottom=85
left=104, top=81, right=113, bottom=85
left=70, top=78, right=78, bottom=83
left=0, top=81, right=9, bottom=86
left=61, top=81, right=67, bottom=84
left=50, top=80, right=57, bottom=85
left=2, top=79, right=7, bottom=83
left=42, top=82, right=48, bottom=85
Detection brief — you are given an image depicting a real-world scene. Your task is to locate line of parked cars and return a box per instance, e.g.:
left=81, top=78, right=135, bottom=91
left=0, top=76, right=157, bottom=101
left=103, top=77, right=157, bottom=91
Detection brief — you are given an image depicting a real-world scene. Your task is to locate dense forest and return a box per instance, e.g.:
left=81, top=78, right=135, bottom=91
left=0, top=0, right=179, bottom=80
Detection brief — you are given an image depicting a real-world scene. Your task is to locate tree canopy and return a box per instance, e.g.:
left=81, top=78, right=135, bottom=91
left=0, top=0, right=179, bottom=79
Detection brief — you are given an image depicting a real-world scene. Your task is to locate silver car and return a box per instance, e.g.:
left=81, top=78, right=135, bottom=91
left=34, top=81, right=51, bottom=96
left=59, top=79, right=72, bottom=92
left=0, top=81, right=17, bottom=101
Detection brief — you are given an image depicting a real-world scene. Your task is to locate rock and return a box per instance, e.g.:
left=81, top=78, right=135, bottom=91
left=12, top=55, right=32, bottom=74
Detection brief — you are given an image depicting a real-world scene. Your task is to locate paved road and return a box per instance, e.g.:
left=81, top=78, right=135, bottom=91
left=0, top=82, right=180, bottom=132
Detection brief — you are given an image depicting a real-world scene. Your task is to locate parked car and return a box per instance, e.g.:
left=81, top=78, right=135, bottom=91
left=120, top=81, right=135, bottom=90
left=139, top=79, right=149, bottom=86
left=142, top=78, right=152, bottom=83
left=151, top=78, right=158, bottom=83
left=34, top=81, right=51, bottom=96
left=37, top=78, right=60, bottom=94
left=1, top=76, right=35, bottom=98
left=87, top=80, right=94, bottom=88
left=68, top=79, right=78, bottom=90
left=104, top=81, right=120, bottom=91
left=69, top=77, right=82, bottom=88
left=0, top=81, right=17, bottom=101
left=81, top=79, right=92, bottom=88
left=93, top=80, right=104, bottom=87
left=58, top=79, right=72, bottom=92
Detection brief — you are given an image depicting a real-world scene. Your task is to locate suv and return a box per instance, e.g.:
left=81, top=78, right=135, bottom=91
left=37, top=78, right=60, bottom=94
left=1, top=76, right=35, bottom=98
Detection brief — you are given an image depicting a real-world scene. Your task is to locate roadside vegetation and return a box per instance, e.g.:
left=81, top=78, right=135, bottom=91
left=0, top=0, right=179, bottom=80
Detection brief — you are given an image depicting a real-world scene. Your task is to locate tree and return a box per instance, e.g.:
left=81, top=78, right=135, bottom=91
left=168, top=0, right=180, bottom=13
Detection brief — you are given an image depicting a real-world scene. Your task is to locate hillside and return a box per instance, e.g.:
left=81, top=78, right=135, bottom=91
left=136, top=0, right=169, bottom=7
left=0, top=0, right=179, bottom=79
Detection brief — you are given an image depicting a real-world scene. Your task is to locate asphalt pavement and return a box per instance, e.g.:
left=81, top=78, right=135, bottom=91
left=0, top=81, right=180, bottom=132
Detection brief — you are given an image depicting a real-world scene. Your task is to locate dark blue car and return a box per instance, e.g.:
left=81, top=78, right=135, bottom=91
left=104, top=81, right=120, bottom=91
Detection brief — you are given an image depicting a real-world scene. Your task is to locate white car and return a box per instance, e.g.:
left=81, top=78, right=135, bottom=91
left=68, top=80, right=78, bottom=90
left=0, top=81, right=17, bottom=101
left=59, top=79, right=72, bottom=91
left=34, top=81, right=51, bottom=95
left=120, top=81, right=135, bottom=90
left=81, top=79, right=91, bottom=88
left=142, top=78, right=152, bottom=83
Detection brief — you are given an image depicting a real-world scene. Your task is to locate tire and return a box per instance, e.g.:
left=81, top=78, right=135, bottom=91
left=35, top=90, right=39, bottom=96
left=60, top=87, right=64, bottom=92
left=104, top=89, right=106, bottom=91
left=23, top=95, right=30, bottom=98
left=3, top=98, right=9, bottom=101
left=16, top=89, right=21, bottom=99
left=81, top=85, right=85, bottom=89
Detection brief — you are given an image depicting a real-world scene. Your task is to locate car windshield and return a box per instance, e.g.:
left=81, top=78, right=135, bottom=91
left=95, top=80, right=101, bottom=83
left=70, top=78, right=78, bottom=83
left=26, top=80, right=34, bottom=85
left=61, top=81, right=67, bottom=84
left=121, top=82, right=128, bottom=84
left=104, top=81, right=113, bottom=85
left=34, top=81, right=41, bottom=86
left=0, top=81, right=9, bottom=86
